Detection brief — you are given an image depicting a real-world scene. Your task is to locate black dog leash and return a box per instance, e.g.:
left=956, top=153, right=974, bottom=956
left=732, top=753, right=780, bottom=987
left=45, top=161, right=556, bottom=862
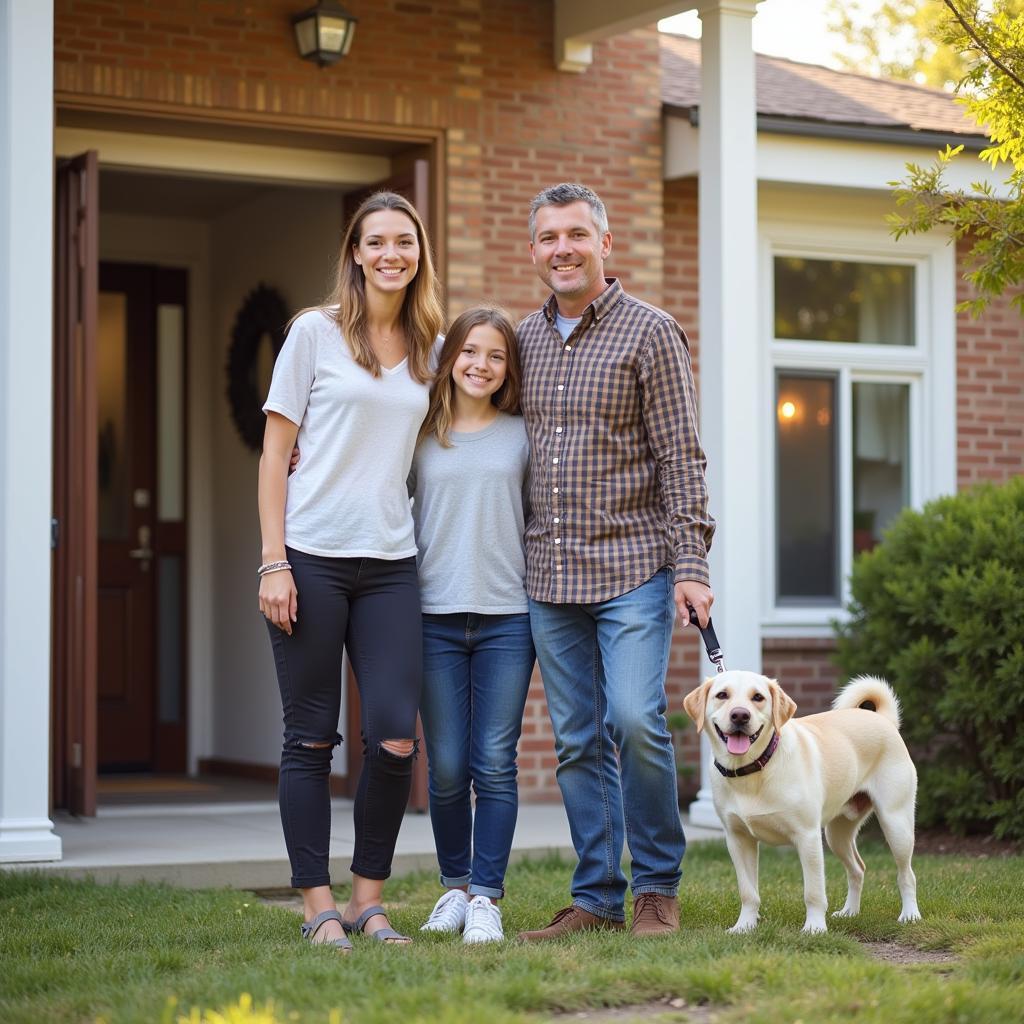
left=688, top=607, right=726, bottom=673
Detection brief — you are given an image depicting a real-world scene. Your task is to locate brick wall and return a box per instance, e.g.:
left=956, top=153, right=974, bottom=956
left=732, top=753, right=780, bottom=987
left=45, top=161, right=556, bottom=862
left=661, top=177, right=704, bottom=800
left=955, top=238, right=1024, bottom=487
left=54, top=0, right=666, bottom=320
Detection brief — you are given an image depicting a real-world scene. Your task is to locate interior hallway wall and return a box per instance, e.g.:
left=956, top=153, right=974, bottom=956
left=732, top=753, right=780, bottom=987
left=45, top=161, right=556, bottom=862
left=209, top=186, right=344, bottom=773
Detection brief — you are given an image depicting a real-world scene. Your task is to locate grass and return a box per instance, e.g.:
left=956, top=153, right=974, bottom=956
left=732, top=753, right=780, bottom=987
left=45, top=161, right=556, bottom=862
left=1, top=840, right=1022, bottom=1024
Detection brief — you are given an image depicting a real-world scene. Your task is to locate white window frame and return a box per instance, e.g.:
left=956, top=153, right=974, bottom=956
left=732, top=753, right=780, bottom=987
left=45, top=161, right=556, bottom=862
left=760, top=218, right=956, bottom=636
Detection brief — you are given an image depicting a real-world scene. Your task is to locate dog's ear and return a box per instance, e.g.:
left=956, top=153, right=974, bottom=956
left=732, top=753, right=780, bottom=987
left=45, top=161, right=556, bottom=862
left=769, top=679, right=797, bottom=733
left=682, top=679, right=714, bottom=733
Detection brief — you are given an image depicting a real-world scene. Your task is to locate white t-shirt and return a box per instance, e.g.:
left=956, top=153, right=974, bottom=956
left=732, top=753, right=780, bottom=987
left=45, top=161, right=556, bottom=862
left=263, top=308, right=430, bottom=559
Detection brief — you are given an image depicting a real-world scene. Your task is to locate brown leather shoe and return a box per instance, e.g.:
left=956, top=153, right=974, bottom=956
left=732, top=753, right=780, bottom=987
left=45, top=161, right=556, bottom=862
left=630, top=893, right=679, bottom=936
left=517, top=905, right=625, bottom=942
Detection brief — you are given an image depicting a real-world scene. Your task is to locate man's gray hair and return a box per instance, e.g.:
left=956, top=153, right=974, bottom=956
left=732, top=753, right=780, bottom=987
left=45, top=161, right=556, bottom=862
left=528, top=183, right=609, bottom=240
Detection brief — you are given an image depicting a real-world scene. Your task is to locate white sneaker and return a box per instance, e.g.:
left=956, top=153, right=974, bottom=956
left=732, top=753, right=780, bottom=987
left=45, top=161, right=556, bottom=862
left=462, top=895, right=504, bottom=944
left=420, top=889, right=468, bottom=933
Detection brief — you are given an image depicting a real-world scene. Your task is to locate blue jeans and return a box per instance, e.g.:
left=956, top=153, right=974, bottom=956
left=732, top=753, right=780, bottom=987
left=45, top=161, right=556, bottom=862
left=528, top=568, right=685, bottom=921
left=420, top=612, right=535, bottom=898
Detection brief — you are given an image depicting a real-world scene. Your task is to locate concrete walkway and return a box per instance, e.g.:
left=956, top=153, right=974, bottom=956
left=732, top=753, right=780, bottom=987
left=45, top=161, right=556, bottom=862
left=6, top=801, right=723, bottom=889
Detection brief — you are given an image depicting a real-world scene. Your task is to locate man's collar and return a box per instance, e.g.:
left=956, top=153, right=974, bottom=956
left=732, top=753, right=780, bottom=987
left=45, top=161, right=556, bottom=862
left=543, top=278, right=623, bottom=324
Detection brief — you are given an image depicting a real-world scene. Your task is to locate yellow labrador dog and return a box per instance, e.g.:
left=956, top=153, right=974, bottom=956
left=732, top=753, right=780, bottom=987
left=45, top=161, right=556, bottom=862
left=683, top=672, right=921, bottom=934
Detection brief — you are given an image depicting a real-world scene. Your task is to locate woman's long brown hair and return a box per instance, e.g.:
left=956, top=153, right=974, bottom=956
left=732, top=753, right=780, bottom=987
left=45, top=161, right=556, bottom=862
left=420, top=306, right=522, bottom=447
left=325, top=191, right=443, bottom=384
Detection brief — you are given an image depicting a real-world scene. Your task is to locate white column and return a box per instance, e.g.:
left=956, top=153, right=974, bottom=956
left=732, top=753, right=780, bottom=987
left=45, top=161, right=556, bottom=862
left=0, top=0, right=61, bottom=863
left=689, top=0, right=762, bottom=829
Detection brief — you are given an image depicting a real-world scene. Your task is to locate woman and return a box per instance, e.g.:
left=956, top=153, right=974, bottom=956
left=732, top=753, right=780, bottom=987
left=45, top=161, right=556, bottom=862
left=410, top=307, right=534, bottom=944
left=258, top=191, right=443, bottom=950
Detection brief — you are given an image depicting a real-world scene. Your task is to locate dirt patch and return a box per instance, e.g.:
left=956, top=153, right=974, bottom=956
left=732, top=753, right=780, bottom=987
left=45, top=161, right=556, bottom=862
left=551, top=999, right=717, bottom=1023
left=912, top=830, right=1021, bottom=858
left=863, top=940, right=958, bottom=966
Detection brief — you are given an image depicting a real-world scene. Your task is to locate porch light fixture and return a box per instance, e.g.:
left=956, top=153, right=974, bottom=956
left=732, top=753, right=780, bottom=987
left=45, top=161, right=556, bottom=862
left=292, top=1, right=358, bottom=67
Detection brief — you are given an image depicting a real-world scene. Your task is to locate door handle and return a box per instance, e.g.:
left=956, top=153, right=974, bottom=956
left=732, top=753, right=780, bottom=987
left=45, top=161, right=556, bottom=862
left=129, top=525, right=153, bottom=570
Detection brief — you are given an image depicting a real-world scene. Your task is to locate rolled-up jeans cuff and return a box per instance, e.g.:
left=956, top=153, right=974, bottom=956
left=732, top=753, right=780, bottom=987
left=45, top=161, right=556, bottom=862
left=632, top=884, right=679, bottom=898
left=350, top=861, right=390, bottom=882
left=440, top=871, right=472, bottom=889
left=572, top=898, right=625, bottom=923
left=468, top=883, right=504, bottom=900
left=291, top=872, right=332, bottom=889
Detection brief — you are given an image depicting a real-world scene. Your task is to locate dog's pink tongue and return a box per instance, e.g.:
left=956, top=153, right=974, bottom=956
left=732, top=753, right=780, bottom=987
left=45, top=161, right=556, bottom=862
left=727, top=733, right=752, bottom=756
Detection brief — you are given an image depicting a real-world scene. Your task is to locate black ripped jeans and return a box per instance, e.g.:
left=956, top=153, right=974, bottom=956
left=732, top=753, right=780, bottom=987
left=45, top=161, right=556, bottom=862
left=267, top=549, right=422, bottom=888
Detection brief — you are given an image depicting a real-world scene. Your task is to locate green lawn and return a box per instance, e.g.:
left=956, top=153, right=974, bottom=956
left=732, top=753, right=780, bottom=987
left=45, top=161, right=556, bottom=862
left=1, top=840, right=1022, bottom=1024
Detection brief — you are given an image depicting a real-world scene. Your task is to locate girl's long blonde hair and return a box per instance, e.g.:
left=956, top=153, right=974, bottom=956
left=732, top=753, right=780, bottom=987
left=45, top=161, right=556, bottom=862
left=420, top=306, right=522, bottom=447
left=326, top=191, right=443, bottom=384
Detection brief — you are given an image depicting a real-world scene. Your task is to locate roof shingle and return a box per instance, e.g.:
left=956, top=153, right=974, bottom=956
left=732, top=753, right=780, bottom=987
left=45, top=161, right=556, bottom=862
left=660, top=33, right=983, bottom=138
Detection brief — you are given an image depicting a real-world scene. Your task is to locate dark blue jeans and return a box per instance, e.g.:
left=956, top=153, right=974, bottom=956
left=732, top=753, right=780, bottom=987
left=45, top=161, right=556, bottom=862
left=267, top=550, right=422, bottom=888
left=419, top=612, right=535, bottom=898
left=529, top=569, right=685, bottom=921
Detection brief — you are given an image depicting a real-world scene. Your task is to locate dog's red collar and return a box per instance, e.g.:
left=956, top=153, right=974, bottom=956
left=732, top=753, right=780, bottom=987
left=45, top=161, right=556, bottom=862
left=714, top=731, right=779, bottom=778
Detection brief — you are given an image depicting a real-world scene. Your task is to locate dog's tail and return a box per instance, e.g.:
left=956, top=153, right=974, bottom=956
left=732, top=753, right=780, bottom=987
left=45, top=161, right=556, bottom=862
left=832, top=675, right=901, bottom=730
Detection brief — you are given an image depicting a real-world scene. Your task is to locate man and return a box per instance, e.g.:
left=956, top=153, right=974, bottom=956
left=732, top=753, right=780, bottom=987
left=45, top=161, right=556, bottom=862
left=516, top=183, right=715, bottom=940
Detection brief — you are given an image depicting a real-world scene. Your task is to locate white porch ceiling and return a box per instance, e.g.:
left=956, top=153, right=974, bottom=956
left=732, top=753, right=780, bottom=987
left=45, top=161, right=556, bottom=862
left=554, top=0, right=697, bottom=72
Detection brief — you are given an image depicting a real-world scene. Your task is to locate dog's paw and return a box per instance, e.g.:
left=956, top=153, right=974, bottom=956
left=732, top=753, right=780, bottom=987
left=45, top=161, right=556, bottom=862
left=727, top=918, right=759, bottom=934
left=898, top=907, right=922, bottom=924
left=831, top=906, right=860, bottom=919
left=801, top=920, right=828, bottom=934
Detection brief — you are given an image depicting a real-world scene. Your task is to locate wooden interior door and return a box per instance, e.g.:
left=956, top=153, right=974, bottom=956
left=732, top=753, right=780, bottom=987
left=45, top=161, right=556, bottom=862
left=96, top=264, right=189, bottom=772
left=53, top=151, right=99, bottom=816
left=341, top=160, right=431, bottom=810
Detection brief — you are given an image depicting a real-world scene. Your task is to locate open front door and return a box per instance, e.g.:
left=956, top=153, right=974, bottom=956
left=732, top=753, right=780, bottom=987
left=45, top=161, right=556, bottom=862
left=53, top=152, right=99, bottom=816
left=342, top=158, right=431, bottom=811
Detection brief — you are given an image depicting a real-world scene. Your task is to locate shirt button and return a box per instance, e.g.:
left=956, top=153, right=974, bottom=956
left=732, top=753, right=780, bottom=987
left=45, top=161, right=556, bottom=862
left=554, top=538, right=561, bottom=544
left=552, top=457, right=559, bottom=464
left=557, top=384, right=565, bottom=391
left=553, top=487, right=559, bottom=493
left=553, top=517, right=560, bottom=524
left=556, top=427, right=563, bottom=434
left=565, top=345, right=572, bottom=352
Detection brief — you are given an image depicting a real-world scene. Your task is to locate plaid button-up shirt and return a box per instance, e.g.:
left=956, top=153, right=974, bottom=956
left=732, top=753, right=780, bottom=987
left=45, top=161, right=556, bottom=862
left=519, top=278, right=715, bottom=604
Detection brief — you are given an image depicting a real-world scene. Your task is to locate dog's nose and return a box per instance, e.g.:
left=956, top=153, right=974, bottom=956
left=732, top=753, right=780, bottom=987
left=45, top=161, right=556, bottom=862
left=730, top=707, right=751, bottom=727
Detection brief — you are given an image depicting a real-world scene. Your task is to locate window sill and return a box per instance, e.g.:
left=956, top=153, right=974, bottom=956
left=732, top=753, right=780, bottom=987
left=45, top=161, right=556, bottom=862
left=761, top=616, right=845, bottom=640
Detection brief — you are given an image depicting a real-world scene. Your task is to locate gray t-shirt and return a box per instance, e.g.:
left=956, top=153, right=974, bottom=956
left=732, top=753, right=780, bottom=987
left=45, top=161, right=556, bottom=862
left=410, top=413, right=530, bottom=614
left=263, top=308, right=430, bottom=559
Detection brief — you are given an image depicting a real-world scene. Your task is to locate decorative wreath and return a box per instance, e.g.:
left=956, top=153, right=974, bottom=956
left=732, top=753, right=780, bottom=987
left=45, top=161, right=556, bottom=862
left=226, top=283, right=290, bottom=452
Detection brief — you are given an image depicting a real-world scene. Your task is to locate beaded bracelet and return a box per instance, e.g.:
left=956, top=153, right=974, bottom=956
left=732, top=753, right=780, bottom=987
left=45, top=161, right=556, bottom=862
left=257, top=560, right=292, bottom=577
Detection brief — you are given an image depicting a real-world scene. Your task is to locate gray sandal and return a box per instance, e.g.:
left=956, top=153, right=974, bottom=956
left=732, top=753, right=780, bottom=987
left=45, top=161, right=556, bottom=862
left=341, top=904, right=410, bottom=943
left=301, top=909, right=353, bottom=952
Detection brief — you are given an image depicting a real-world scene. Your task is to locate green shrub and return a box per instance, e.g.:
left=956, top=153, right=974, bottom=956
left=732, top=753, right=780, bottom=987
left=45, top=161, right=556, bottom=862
left=834, top=476, right=1024, bottom=840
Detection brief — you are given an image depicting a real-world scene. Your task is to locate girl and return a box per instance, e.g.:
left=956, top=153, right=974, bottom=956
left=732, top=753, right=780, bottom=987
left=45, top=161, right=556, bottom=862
left=258, top=191, right=443, bottom=950
left=410, top=306, right=535, bottom=944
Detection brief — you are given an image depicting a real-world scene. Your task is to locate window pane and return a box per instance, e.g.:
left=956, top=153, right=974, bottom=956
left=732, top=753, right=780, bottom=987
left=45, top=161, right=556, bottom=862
left=156, top=304, right=184, bottom=522
left=853, top=382, right=910, bottom=554
left=98, top=291, right=129, bottom=541
left=776, top=374, right=839, bottom=602
left=774, top=257, right=915, bottom=345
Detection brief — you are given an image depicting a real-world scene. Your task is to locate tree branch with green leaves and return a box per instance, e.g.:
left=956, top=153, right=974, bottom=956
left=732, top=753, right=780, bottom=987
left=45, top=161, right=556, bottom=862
left=888, top=1, right=1024, bottom=314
